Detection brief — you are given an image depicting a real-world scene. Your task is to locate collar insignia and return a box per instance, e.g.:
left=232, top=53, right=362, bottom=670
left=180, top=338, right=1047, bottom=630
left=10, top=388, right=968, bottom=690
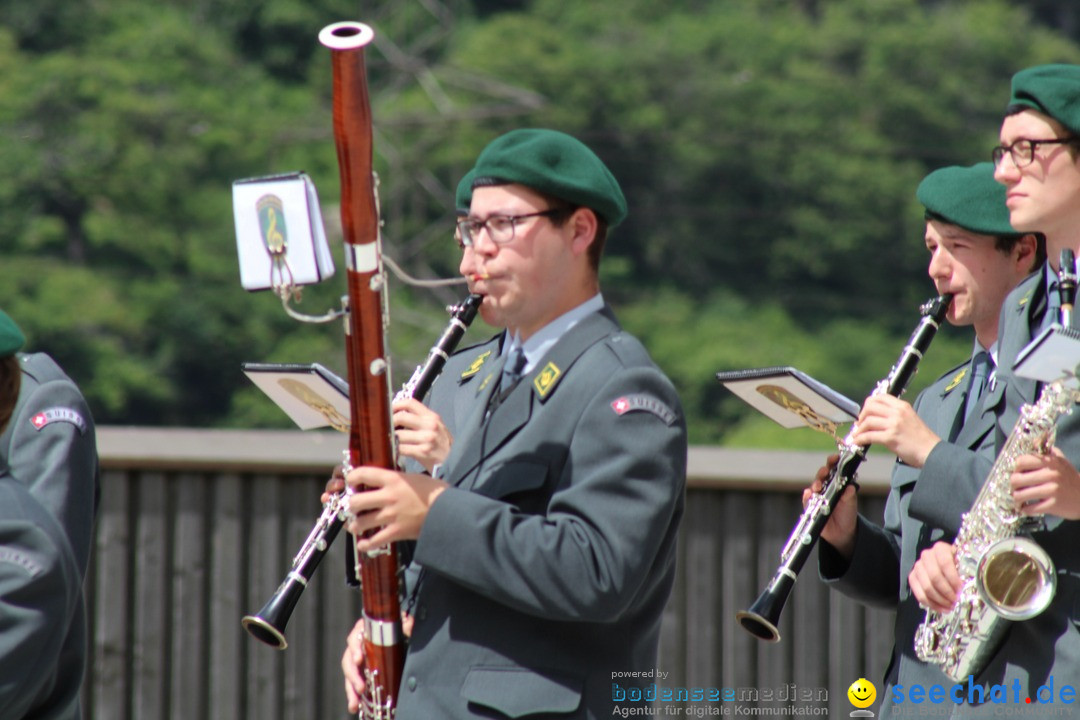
left=461, top=350, right=492, bottom=379
left=476, top=371, right=496, bottom=394
left=944, top=368, right=967, bottom=393
left=533, top=362, right=562, bottom=398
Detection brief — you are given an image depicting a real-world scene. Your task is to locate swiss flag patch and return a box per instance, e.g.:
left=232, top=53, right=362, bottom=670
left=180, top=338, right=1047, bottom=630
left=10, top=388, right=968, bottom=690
left=610, top=394, right=676, bottom=426
left=30, top=408, right=88, bottom=434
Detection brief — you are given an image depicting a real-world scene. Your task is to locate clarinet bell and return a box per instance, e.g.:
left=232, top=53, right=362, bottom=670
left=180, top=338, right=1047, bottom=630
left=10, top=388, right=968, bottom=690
left=242, top=576, right=306, bottom=650
left=735, top=571, right=795, bottom=643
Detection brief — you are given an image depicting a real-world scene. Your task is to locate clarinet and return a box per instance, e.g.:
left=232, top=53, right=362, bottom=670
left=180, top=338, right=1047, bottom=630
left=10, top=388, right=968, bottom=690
left=736, top=293, right=953, bottom=642
left=395, top=294, right=483, bottom=402
left=240, top=294, right=484, bottom=651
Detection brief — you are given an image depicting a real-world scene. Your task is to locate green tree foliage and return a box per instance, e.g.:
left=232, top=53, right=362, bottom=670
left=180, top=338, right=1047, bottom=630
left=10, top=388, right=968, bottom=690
left=0, top=0, right=1078, bottom=444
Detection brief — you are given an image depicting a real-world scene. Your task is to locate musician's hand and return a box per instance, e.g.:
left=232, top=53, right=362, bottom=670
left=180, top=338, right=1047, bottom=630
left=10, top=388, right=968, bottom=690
left=393, top=398, right=453, bottom=474
left=909, top=541, right=961, bottom=613
left=346, top=466, right=448, bottom=550
left=321, top=464, right=346, bottom=504
left=1010, top=448, right=1080, bottom=520
left=342, top=619, right=367, bottom=714
left=850, top=395, right=940, bottom=468
left=803, top=453, right=857, bottom=560
left=341, top=610, right=414, bottom=714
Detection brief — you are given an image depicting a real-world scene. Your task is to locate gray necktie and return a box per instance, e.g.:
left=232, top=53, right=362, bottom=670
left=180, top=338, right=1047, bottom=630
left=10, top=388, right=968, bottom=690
left=964, top=351, right=991, bottom=423
left=485, top=347, right=526, bottom=419
left=1042, top=281, right=1061, bottom=334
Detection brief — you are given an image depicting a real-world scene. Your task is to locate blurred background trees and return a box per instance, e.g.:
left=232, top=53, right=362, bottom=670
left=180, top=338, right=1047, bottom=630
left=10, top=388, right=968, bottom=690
left=1, top=0, right=1077, bottom=445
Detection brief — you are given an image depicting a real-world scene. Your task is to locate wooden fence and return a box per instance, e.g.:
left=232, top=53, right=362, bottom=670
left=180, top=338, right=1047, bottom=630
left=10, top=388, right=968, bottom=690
left=84, top=428, right=898, bottom=719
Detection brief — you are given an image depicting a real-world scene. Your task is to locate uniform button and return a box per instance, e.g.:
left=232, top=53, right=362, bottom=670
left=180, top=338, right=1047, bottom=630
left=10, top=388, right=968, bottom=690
left=408, top=676, right=417, bottom=691
left=417, top=606, right=427, bottom=620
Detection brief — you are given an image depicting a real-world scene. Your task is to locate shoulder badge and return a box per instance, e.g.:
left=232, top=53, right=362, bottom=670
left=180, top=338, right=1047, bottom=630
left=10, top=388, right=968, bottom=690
left=611, top=394, right=677, bottom=426
left=944, top=368, right=967, bottom=394
left=30, top=407, right=88, bottom=434
left=461, top=350, right=492, bottom=379
left=533, top=362, right=562, bottom=398
left=0, top=548, right=43, bottom=577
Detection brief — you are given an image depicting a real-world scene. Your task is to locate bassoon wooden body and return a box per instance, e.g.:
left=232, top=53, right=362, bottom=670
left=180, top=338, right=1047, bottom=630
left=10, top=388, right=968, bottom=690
left=319, top=21, right=404, bottom=718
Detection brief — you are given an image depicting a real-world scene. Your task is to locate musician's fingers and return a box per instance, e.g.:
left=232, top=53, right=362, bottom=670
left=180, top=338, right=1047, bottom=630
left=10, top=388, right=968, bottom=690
left=392, top=398, right=424, bottom=413
left=1011, top=480, right=1050, bottom=505
left=813, top=454, right=838, bottom=484
left=922, top=544, right=960, bottom=610
left=346, top=504, right=393, bottom=537
left=356, top=524, right=398, bottom=553
left=1011, top=453, right=1049, bottom=475
left=346, top=465, right=397, bottom=490
left=342, top=621, right=366, bottom=713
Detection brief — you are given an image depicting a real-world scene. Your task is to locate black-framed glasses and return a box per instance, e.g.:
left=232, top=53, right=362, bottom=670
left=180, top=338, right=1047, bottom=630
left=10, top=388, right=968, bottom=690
left=991, top=137, right=1076, bottom=168
left=456, top=209, right=563, bottom=248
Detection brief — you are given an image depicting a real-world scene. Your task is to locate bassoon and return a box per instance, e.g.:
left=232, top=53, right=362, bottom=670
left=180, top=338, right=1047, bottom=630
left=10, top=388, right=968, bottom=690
left=321, top=20, right=402, bottom=718
left=736, top=293, right=953, bottom=642
left=239, top=294, right=482, bottom=650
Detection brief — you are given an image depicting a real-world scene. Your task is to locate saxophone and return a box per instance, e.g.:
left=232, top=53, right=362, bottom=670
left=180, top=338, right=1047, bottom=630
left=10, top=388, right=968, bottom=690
left=914, top=251, right=1079, bottom=682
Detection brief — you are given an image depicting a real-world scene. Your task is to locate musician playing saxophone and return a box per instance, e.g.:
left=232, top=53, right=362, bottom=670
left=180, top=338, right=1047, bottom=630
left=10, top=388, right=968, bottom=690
left=908, top=65, right=1080, bottom=707
left=804, top=163, right=1041, bottom=719
left=342, top=129, right=686, bottom=719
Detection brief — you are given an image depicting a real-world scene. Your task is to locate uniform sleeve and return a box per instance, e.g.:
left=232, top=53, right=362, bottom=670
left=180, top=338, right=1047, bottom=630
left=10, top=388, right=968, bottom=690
left=0, top=510, right=80, bottom=718
left=414, top=366, right=686, bottom=622
left=908, top=442, right=992, bottom=537
left=5, top=377, right=98, bottom=573
left=818, top=511, right=901, bottom=608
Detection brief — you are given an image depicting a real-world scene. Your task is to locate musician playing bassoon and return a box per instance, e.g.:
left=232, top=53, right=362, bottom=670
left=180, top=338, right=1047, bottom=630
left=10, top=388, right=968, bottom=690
left=909, top=64, right=1080, bottom=710
left=806, top=164, right=1041, bottom=718
left=342, top=128, right=687, bottom=719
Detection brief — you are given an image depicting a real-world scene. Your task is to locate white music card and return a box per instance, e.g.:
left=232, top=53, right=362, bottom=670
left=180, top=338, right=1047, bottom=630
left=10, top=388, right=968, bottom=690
left=242, top=362, right=350, bottom=431
left=716, top=366, right=860, bottom=435
left=232, top=172, right=335, bottom=291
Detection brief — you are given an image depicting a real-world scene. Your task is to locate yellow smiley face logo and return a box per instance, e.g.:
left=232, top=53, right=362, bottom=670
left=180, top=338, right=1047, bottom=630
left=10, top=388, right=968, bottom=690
left=847, top=678, right=877, bottom=709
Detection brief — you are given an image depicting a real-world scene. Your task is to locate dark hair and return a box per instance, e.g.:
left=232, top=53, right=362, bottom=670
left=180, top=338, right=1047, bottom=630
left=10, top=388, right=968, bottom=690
left=1003, top=104, right=1080, bottom=159
left=0, top=355, right=21, bottom=434
left=994, top=232, right=1046, bottom=273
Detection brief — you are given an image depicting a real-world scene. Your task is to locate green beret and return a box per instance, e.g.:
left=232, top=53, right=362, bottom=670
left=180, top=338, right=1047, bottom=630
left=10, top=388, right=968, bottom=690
left=469, top=128, right=627, bottom=227
left=916, top=162, right=1020, bottom=237
left=455, top=169, right=476, bottom=215
left=1008, top=64, right=1080, bottom=136
left=0, top=309, right=25, bottom=357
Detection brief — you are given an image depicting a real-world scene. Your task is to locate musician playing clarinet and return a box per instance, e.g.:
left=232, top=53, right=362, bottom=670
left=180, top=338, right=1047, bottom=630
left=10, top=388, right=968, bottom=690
left=342, top=128, right=687, bottom=719
left=805, top=164, right=1041, bottom=718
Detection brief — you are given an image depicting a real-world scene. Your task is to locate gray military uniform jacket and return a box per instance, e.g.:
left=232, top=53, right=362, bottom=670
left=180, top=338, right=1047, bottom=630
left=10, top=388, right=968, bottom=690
left=396, top=308, right=687, bottom=719
left=0, top=353, right=99, bottom=720
left=953, top=266, right=1080, bottom=710
left=820, top=354, right=999, bottom=719
left=0, top=478, right=83, bottom=720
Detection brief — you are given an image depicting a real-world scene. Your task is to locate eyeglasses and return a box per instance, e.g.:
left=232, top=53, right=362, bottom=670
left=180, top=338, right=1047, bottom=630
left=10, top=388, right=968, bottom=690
left=456, top=209, right=563, bottom=248
left=991, top=137, right=1076, bottom=168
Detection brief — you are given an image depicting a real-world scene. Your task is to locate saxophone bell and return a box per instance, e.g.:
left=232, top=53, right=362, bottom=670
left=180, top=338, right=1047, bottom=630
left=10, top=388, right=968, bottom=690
left=976, top=536, right=1057, bottom=622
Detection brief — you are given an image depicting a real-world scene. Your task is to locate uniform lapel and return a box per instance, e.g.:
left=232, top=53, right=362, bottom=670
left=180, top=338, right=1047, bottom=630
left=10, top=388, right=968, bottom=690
left=992, top=271, right=1045, bottom=434
left=443, top=308, right=620, bottom=489
left=937, top=366, right=969, bottom=445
